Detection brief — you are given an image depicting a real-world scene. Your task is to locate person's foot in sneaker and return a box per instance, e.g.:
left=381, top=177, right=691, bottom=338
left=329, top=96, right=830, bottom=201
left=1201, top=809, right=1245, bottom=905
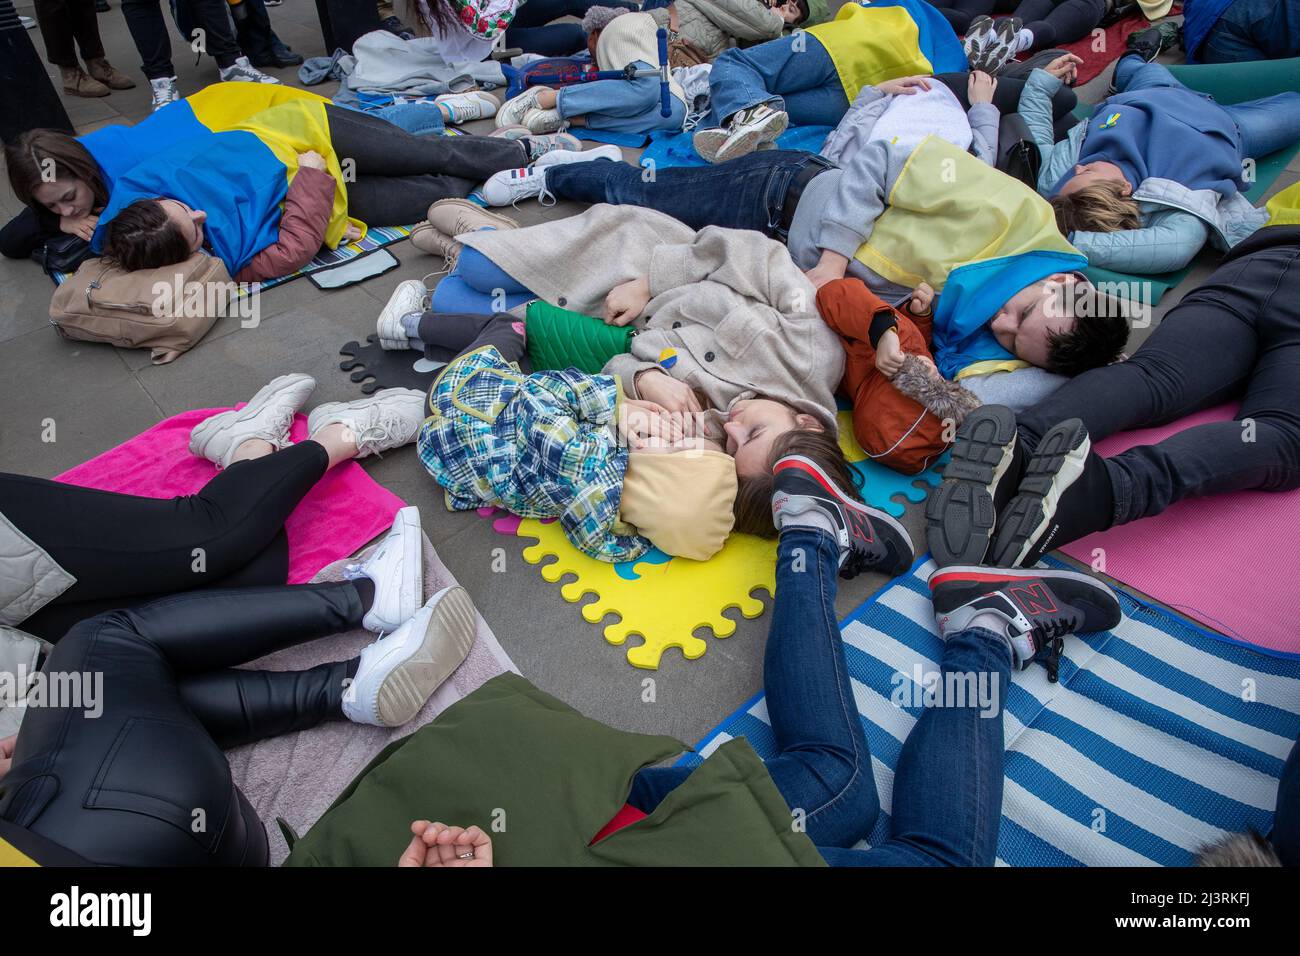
left=1123, top=20, right=1181, bottom=63
left=692, top=126, right=731, bottom=163
left=533, top=143, right=621, bottom=167
left=150, top=75, right=181, bottom=111
left=495, top=87, right=547, bottom=128
left=416, top=199, right=518, bottom=271
left=963, top=15, right=997, bottom=69
left=925, top=405, right=1023, bottom=567
left=376, top=280, right=429, bottom=350
left=409, top=220, right=457, bottom=262
left=990, top=418, right=1090, bottom=567
left=520, top=131, right=583, bottom=160
left=346, top=505, right=424, bottom=633
left=928, top=564, right=1121, bottom=680
left=772, top=454, right=915, bottom=577
left=481, top=166, right=552, bottom=207
left=189, top=373, right=316, bottom=468
left=307, top=388, right=428, bottom=459
left=712, top=103, right=788, bottom=164
left=965, top=15, right=1022, bottom=74
left=435, top=90, right=500, bottom=125
left=219, top=56, right=281, bottom=83
left=343, top=585, right=478, bottom=726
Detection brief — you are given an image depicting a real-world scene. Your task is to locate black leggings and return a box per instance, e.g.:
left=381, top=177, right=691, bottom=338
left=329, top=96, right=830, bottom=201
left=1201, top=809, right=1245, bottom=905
left=3, top=440, right=329, bottom=642
left=928, top=0, right=1106, bottom=51
left=324, top=106, right=528, bottom=225
left=0, top=582, right=366, bottom=866
left=932, top=71, right=1078, bottom=138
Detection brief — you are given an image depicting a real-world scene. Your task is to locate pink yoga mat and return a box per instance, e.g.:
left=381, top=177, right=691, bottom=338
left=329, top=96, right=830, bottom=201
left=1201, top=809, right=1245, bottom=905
left=1060, top=403, right=1300, bottom=654
left=55, top=407, right=406, bottom=584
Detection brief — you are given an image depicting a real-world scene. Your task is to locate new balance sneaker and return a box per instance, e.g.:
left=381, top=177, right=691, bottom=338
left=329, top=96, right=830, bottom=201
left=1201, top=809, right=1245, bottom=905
left=343, top=586, right=478, bottom=726
left=307, top=388, right=427, bottom=459
left=346, top=505, right=424, bottom=633
left=1124, top=20, right=1181, bottom=63
left=149, top=75, right=180, bottom=111
left=925, top=405, right=1023, bottom=567
left=711, top=103, right=788, bottom=164
left=520, top=131, right=583, bottom=160
left=964, top=16, right=1022, bottom=75
left=928, top=565, right=1121, bottom=680
left=189, top=373, right=316, bottom=468
left=772, top=454, right=915, bottom=578
left=533, top=143, right=622, bottom=167
left=481, top=166, right=551, bottom=207
left=990, top=418, right=1091, bottom=567
left=495, top=87, right=547, bottom=128
left=218, top=56, right=281, bottom=84
left=435, top=90, right=500, bottom=124
left=376, top=279, right=429, bottom=350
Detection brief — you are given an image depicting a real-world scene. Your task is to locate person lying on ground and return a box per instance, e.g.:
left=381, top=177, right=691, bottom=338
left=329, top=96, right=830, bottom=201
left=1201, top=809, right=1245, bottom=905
left=1183, top=0, right=1300, bottom=64
left=0, top=510, right=479, bottom=866
left=0, top=85, right=579, bottom=276
left=589, top=0, right=804, bottom=69
left=925, top=224, right=1300, bottom=576
left=1022, top=50, right=1300, bottom=273
left=414, top=0, right=640, bottom=62
left=952, top=0, right=1109, bottom=75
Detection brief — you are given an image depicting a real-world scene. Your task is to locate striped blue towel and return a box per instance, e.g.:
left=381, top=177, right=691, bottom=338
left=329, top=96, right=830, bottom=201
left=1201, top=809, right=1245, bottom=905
left=679, top=557, right=1300, bottom=866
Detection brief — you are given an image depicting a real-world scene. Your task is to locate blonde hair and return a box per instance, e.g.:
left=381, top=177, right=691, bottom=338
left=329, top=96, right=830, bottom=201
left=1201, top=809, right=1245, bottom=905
left=1051, top=180, right=1141, bottom=235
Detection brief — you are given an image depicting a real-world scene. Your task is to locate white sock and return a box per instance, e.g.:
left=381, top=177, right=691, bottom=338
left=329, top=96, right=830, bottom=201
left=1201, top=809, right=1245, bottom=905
left=1015, top=28, right=1034, bottom=52
left=778, top=509, right=837, bottom=538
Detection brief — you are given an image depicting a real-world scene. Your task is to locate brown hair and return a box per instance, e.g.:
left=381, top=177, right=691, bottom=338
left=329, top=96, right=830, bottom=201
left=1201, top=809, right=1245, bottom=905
left=732, top=428, right=861, bottom=538
left=102, top=199, right=192, bottom=272
left=4, top=128, right=109, bottom=213
left=1050, top=181, right=1141, bottom=236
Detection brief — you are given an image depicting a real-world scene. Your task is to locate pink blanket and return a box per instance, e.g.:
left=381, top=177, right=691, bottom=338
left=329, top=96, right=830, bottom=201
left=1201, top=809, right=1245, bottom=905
left=55, top=408, right=406, bottom=584
left=1060, top=403, right=1300, bottom=654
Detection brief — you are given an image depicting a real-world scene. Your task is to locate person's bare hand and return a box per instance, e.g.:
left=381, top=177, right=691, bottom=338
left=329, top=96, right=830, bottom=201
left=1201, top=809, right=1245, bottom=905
left=59, top=213, right=98, bottom=242
left=0, top=734, right=16, bottom=781
left=398, top=821, right=494, bottom=867
left=908, top=281, right=935, bottom=316
left=635, top=369, right=702, bottom=416
left=603, top=275, right=651, bottom=326
left=877, top=75, right=932, bottom=96
left=967, top=70, right=997, bottom=105
left=1044, top=53, right=1082, bottom=85
left=875, top=328, right=905, bottom=378
left=298, top=150, right=327, bottom=171
left=620, top=398, right=689, bottom=449
left=343, top=223, right=363, bottom=242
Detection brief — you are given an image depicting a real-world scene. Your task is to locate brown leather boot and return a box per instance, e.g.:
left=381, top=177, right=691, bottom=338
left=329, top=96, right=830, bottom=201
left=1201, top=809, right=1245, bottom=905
left=85, top=57, right=137, bottom=90
left=61, top=67, right=110, bottom=97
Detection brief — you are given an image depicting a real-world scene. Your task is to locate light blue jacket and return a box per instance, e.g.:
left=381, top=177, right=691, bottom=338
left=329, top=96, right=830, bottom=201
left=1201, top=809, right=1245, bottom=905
left=1019, top=69, right=1268, bottom=275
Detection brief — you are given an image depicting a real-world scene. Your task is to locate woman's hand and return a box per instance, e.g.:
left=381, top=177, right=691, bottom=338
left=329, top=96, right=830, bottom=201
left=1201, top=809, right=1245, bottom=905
left=967, top=70, right=997, bottom=105
left=875, top=328, right=905, bottom=378
left=59, top=213, right=98, bottom=242
left=298, top=150, right=327, bottom=171
left=908, top=281, right=935, bottom=316
left=603, top=275, right=651, bottom=327
left=0, top=734, right=16, bottom=781
left=343, top=223, right=362, bottom=242
left=635, top=369, right=702, bottom=416
left=804, top=250, right=849, bottom=290
left=1043, top=53, right=1082, bottom=85
left=877, top=75, right=931, bottom=96
left=398, top=821, right=493, bottom=867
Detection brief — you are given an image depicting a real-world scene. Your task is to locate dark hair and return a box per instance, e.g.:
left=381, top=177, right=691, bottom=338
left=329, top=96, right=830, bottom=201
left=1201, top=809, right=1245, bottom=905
left=4, top=128, right=109, bottom=213
left=414, top=0, right=461, bottom=36
left=102, top=199, right=192, bottom=272
left=794, top=0, right=811, bottom=23
left=1046, top=306, right=1129, bottom=377
left=732, top=427, right=861, bottom=538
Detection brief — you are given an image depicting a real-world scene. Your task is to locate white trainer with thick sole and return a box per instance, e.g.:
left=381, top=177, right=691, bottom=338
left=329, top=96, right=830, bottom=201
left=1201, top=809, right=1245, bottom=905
left=376, top=279, right=429, bottom=350
left=348, top=505, right=424, bottom=633
left=188, top=372, right=316, bottom=468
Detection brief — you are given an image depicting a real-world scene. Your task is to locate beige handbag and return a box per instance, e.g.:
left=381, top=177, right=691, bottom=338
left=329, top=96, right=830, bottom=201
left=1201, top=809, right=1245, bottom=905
left=48, top=252, right=233, bottom=364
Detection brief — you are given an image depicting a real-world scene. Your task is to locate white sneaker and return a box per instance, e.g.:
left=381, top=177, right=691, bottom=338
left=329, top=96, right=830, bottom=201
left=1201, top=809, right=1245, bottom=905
left=150, top=75, right=180, bottom=112
left=520, top=131, right=583, bottom=160
left=435, top=90, right=500, bottom=125
left=343, top=586, right=478, bottom=727
left=495, top=87, right=547, bottom=128
left=481, top=166, right=552, bottom=207
left=307, top=388, right=427, bottom=459
left=189, top=373, right=315, bottom=468
left=520, top=107, right=564, bottom=134
left=219, top=55, right=281, bottom=84
left=533, top=143, right=622, bottom=167
left=345, top=505, right=423, bottom=633
left=712, top=103, right=787, bottom=164
left=376, top=279, right=428, bottom=351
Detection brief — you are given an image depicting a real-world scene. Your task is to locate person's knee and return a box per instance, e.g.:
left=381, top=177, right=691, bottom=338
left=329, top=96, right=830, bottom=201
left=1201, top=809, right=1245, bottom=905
left=44, top=609, right=140, bottom=671
left=804, top=749, right=881, bottom=848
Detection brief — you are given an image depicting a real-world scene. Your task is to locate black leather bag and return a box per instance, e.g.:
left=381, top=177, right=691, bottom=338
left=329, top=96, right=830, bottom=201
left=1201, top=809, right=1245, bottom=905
left=996, top=111, right=1042, bottom=190
left=32, top=232, right=95, bottom=278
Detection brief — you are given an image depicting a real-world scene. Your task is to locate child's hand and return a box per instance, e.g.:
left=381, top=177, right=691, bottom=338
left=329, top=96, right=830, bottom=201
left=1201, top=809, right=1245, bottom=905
left=877, top=75, right=931, bottom=96
left=343, top=223, right=363, bottom=242
left=967, top=71, right=997, bottom=105
left=875, top=328, right=905, bottom=379
left=620, top=398, right=689, bottom=450
left=59, top=213, right=98, bottom=242
left=1043, top=53, right=1082, bottom=85
left=603, top=276, right=651, bottom=326
left=298, top=150, right=327, bottom=171
left=908, top=282, right=934, bottom=316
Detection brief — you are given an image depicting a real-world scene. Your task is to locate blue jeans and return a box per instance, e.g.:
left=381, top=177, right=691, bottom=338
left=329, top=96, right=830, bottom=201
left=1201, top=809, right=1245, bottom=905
left=429, top=245, right=536, bottom=313
left=629, top=529, right=1010, bottom=865
left=558, top=62, right=686, bottom=133
left=545, top=150, right=822, bottom=235
left=1113, top=54, right=1300, bottom=160
left=706, top=33, right=850, bottom=127
left=1201, top=0, right=1300, bottom=63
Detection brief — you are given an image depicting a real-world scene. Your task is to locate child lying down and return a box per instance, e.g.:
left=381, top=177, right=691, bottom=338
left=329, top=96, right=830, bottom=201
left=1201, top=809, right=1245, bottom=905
left=416, top=345, right=738, bottom=564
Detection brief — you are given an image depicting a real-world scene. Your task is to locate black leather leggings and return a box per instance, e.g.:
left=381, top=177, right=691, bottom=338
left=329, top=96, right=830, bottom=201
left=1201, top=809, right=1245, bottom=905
left=0, top=581, right=365, bottom=866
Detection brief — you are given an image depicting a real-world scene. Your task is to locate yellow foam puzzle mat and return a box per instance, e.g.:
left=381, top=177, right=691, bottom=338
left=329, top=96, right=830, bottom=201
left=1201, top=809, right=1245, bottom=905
left=516, top=517, right=777, bottom=670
